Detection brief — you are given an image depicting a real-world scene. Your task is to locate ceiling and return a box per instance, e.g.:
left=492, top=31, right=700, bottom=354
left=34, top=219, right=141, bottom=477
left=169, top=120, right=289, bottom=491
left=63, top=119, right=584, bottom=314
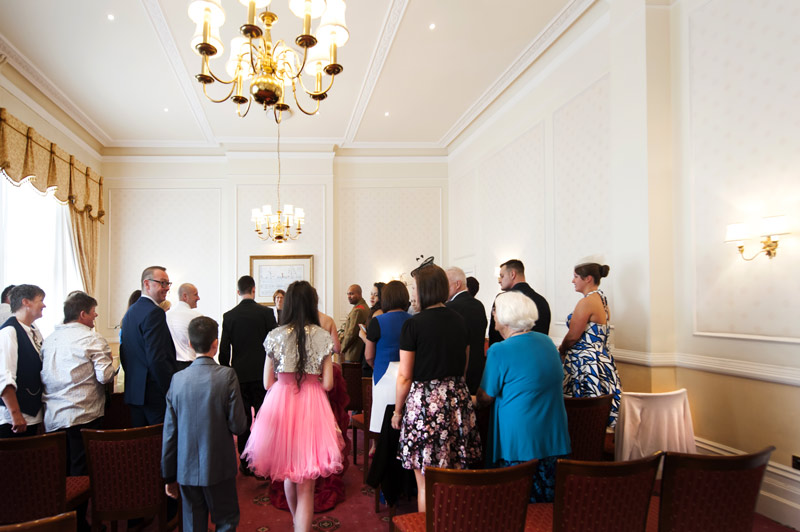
left=0, top=0, right=582, bottom=154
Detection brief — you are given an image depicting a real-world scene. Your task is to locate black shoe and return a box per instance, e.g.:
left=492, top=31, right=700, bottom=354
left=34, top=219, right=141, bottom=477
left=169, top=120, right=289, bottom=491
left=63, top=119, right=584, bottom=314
left=239, top=462, right=254, bottom=477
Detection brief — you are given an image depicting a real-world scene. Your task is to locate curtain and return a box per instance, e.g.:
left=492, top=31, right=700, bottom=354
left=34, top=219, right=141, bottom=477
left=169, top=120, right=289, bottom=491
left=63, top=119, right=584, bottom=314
left=0, top=108, right=104, bottom=294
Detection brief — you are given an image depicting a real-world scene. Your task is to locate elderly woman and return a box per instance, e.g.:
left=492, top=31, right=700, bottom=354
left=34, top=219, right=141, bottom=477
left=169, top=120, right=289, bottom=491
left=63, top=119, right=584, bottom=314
left=558, top=259, right=621, bottom=428
left=392, top=264, right=481, bottom=512
left=476, top=291, right=570, bottom=503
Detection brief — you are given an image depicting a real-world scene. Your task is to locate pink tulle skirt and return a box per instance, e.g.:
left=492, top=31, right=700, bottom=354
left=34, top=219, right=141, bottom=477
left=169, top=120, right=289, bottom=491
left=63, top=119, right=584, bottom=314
left=242, top=373, right=345, bottom=483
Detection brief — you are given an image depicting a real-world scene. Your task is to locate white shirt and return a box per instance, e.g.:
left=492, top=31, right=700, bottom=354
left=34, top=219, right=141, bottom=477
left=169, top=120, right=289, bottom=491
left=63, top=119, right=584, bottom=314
left=0, top=303, right=11, bottom=325
left=41, top=322, right=114, bottom=431
left=0, top=320, right=44, bottom=426
left=166, top=301, right=202, bottom=363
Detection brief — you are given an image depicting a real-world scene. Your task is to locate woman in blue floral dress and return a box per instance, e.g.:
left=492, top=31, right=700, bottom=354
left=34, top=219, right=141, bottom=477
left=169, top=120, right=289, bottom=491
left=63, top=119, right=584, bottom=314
left=559, top=259, right=622, bottom=427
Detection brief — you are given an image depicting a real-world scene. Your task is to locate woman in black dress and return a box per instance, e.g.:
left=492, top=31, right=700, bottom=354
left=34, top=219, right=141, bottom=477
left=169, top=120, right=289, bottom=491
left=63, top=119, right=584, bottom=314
left=391, top=264, right=481, bottom=512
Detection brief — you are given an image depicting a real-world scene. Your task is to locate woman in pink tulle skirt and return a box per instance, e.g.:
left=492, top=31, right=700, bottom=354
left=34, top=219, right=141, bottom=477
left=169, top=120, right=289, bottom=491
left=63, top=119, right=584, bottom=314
left=242, top=281, right=345, bottom=531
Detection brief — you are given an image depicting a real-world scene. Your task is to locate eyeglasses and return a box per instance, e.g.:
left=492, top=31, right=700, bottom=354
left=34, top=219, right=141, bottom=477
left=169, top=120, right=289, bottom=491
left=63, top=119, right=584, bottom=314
left=146, top=279, right=172, bottom=288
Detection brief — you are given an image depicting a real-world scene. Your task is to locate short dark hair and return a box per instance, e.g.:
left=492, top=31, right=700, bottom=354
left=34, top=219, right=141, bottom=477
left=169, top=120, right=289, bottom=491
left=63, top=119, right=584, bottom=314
left=188, top=316, right=218, bottom=354
left=1, top=285, right=15, bottom=304
left=466, top=276, right=479, bottom=297
left=127, top=290, right=141, bottom=308
left=141, top=266, right=167, bottom=287
left=238, top=275, right=255, bottom=294
left=414, top=264, right=449, bottom=310
left=575, top=263, right=610, bottom=286
left=272, top=289, right=285, bottom=299
left=500, top=259, right=525, bottom=276
left=64, top=292, right=97, bottom=323
left=381, top=281, right=409, bottom=312
left=9, top=285, right=45, bottom=312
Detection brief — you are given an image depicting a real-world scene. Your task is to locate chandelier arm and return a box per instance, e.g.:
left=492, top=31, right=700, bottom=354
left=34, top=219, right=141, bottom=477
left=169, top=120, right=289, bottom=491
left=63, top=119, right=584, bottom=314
left=248, top=36, right=264, bottom=75
left=202, top=81, right=237, bottom=104
left=290, top=88, right=321, bottom=116
left=294, top=72, right=336, bottom=98
left=237, top=98, right=253, bottom=118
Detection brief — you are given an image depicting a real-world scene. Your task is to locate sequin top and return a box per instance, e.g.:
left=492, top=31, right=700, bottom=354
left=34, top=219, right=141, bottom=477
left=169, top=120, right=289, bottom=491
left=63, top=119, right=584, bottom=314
left=264, top=324, right=334, bottom=375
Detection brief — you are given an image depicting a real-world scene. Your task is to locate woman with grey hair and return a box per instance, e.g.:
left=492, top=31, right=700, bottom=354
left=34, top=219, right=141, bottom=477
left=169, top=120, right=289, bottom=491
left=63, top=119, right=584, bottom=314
left=476, top=291, right=570, bottom=503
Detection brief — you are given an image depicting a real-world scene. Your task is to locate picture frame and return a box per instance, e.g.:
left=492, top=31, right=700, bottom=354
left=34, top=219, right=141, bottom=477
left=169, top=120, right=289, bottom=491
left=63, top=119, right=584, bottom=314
left=249, top=255, right=314, bottom=306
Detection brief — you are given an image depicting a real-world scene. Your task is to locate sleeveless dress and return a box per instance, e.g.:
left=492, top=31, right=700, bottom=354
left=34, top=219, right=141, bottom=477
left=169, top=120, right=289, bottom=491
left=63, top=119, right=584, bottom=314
left=242, top=325, right=345, bottom=483
left=562, top=290, right=622, bottom=427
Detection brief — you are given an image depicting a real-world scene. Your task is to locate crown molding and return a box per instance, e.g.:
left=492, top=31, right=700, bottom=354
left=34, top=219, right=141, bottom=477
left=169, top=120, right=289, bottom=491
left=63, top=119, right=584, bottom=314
left=136, top=0, right=217, bottom=147
left=0, top=72, right=103, bottom=162
left=0, top=33, right=113, bottom=146
left=342, top=141, right=443, bottom=150
left=102, top=155, right=228, bottom=164
left=334, top=156, right=448, bottom=164
left=439, top=0, right=597, bottom=148
left=343, top=0, right=409, bottom=144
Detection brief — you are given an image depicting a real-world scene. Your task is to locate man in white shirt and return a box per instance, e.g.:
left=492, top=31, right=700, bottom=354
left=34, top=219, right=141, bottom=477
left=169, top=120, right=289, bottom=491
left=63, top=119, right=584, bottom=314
left=41, top=291, right=114, bottom=474
left=166, top=283, right=202, bottom=370
left=0, top=285, right=15, bottom=325
left=0, top=284, right=46, bottom=438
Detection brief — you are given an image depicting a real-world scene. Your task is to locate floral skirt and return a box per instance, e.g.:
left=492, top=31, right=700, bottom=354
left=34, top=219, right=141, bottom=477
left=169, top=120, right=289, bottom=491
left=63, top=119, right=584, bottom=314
left=398, top=377, right=481, bottom=472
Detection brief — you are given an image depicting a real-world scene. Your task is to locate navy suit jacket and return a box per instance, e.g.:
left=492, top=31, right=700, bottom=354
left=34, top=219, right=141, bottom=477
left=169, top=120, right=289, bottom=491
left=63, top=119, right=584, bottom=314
left=488, top=282, right=551, bottom=345
left=446, top=291, right=488, bottom=394
left=120, top=297, right=177, bottom=406
left=219, top=299, right=277, bottom=384
left=162, top=357, right=246, bottom=486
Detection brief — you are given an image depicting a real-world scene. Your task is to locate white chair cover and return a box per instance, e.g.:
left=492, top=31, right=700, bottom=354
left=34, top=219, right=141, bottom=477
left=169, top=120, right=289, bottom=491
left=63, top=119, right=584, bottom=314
left=615, top=388, right=696, bottom=461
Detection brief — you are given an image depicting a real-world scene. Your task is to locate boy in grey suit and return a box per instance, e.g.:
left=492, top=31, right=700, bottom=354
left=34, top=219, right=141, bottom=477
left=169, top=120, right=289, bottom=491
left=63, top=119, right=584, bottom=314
left=162, top=317, right=247, bottom=532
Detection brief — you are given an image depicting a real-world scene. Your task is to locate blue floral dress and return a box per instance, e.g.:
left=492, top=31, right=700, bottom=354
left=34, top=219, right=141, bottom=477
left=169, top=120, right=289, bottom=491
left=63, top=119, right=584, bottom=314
left=562, top=290, right=622, bottom=427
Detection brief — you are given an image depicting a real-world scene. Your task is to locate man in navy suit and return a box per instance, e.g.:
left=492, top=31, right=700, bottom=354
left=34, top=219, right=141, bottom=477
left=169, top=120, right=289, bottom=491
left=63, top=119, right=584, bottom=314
left=163, top=316, right=246, bottom=532
left=445, top=267, right=488, bottom=394
left=121, top=266, right=177, bottom=427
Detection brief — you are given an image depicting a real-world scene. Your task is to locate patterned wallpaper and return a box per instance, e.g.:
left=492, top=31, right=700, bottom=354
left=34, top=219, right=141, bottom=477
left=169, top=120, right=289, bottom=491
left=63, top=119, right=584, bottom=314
left=107, top=187, right=222, bottom=328
left=336, top=185, right=442, bottom=321
left=690, top=0, right=800, bottom=339
left=553, top=75, right=612, bottom=323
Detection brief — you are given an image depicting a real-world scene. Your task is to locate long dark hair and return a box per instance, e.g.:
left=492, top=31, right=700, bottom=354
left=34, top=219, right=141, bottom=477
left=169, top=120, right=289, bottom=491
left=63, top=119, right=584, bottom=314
left=281, top=281, right=321, bottom=388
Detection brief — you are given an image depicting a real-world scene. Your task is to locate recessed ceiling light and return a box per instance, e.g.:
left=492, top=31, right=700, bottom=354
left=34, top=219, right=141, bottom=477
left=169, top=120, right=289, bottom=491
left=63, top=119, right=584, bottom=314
left=384, top=112, right=389, bottom=117
left=107, top=14, right=115, bottom=21
left=163, top=107, right=169, bottom=112
left=429, top=23, right=435, bottom=30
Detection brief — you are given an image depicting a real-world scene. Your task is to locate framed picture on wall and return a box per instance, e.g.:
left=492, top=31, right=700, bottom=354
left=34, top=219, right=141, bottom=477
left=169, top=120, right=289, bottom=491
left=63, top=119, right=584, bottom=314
left=249, top=255, right=314, bottom=306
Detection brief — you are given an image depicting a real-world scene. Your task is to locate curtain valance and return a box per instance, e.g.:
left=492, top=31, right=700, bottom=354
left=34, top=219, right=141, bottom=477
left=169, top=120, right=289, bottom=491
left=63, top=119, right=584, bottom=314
left=0, top=107, right=104, bottom=222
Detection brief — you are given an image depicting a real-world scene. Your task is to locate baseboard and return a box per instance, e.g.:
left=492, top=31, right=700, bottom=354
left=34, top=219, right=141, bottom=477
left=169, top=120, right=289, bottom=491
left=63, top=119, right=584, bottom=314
left=695, top=437, right=800, bottom=530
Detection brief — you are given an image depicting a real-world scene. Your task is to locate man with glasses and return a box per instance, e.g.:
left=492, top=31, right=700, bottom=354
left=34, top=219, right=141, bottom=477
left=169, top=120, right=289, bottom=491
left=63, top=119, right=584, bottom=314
left=121, top=266, right=177, bottom=426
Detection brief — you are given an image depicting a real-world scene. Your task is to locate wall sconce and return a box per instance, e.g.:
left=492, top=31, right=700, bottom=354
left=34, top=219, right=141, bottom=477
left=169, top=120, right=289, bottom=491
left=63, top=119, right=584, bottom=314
left=725, top=215, right=790, bottom=260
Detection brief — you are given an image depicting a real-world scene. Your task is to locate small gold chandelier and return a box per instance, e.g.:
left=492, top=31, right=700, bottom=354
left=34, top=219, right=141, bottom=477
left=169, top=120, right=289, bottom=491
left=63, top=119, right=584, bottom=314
left=250, top=123, right=305, bottom=243
left=188, top=0, right=349, bottom=122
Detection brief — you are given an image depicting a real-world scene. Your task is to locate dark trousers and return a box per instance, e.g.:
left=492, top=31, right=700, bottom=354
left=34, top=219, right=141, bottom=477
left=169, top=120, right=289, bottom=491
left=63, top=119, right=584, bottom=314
left=176, top=361, right=192, bottom=371
left=180, top=478, right=239, bottom=532
left=56, top=417, right=104, bottom=476
left=0, top=423, right=40, bottom=438
left=129, top=382, right=167, bottom=427
left=237, top=381, right=266, bottom=457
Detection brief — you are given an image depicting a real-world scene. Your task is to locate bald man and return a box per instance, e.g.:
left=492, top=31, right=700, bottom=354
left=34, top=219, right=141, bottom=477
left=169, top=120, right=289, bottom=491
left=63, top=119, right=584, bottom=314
left=166, top=283, right=202, bottom=371
left=338, top=284, right=369, bottom=365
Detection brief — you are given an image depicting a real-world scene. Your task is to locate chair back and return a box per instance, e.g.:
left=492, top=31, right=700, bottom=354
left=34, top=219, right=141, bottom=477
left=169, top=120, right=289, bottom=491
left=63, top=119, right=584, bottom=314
left=615, top=389, right=696, bottom=461
left=341, top=362, right=362, bottom=411
left=658, top=446, right=774, bottom=532
left=0, top=512, right=76, bottom=532
left=361, top=377, right=373, bottom=429
left=553, top=453, right=662, bottom=532
left=0, top=432, right=66, bottom=524
left=425, top=460, right=538, bottom=532
left=82, top=424, right=166, bottom=521
left=564, top=394, right=613, bottom=461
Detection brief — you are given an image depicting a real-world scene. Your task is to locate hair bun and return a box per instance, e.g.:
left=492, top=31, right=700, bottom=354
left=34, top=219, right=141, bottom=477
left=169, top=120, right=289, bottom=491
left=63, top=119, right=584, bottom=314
left=600, top=265, right=610, bottom=278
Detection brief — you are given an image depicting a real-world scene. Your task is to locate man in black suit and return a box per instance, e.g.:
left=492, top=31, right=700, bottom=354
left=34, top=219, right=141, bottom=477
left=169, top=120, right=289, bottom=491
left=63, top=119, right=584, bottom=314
left=120, top=266, right=177, bottom=427
left=488, top=259, right=551, bottom=345
left=219, top=275, right=277, bottom=474
left=445, top=267, right=488, bottom=394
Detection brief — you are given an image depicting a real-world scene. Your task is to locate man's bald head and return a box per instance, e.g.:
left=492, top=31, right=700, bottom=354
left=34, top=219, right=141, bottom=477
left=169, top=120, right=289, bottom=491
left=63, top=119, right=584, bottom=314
left=347, top=284, right=362, bottom=305
left=178, top=283, right=200, bottom=309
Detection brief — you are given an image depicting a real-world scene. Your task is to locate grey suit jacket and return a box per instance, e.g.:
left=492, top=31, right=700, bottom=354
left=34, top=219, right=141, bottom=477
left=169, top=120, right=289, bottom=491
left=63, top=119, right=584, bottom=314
left=162, top=357, right=247, bottom=486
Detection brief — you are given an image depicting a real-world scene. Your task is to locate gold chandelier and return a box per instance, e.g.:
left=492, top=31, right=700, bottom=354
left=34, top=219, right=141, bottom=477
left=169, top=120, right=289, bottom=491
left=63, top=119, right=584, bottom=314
left=188, top=0, right=349, bottom=122
left=250, top=123, right=305, bottom=243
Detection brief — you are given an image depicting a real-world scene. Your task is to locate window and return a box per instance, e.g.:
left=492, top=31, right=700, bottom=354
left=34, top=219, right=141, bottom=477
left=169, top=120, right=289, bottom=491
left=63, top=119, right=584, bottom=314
left=0, top=177, right=84, bottom=336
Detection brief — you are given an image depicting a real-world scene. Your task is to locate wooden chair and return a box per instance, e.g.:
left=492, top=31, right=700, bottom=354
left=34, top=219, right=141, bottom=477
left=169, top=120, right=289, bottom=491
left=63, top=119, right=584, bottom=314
left=341, top=362, right=363, bottom=464
left=393, top=460, right=538, bottom=532
left=351, top=377, right=380, bottom=484
left=563, top=394, right=613, bottom=461
left=82, top=424, right=180, bottom=532
left=0, top=432, right=89, bottom=525
left=524, top=454, right=662, bottom=532
left=651, top=446, right=775, bottom=532
left=0, top=512, right=76, bottom=532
